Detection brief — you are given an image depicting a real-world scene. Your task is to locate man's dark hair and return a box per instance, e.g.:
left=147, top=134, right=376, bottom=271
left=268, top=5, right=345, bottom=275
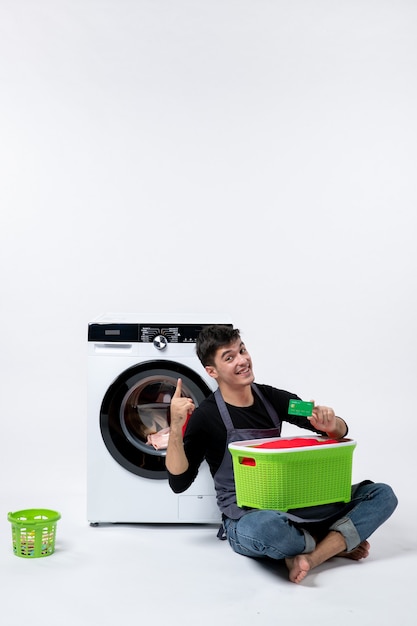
left=196, top=325, right=241, bottom=367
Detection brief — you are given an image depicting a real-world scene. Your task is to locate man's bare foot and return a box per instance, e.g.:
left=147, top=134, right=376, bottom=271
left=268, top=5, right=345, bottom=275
left=285, top=555, right=312, bottom=584
left=337, top=540, right=370, bottom=560
left=285, top=533, right=369, bottom=584
left=285, top=540, right=370, bottom=583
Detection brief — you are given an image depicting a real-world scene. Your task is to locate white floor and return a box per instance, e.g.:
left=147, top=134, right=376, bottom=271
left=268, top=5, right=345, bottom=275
left=1, top=488, right=415, bottom=626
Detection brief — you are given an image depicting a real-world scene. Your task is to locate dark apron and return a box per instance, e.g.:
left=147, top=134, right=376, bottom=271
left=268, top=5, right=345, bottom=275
left=213, top=384, right=281, bottom=520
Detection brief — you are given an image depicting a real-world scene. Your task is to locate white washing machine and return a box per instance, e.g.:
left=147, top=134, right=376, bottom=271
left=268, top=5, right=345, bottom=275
left=87, top=314, right=230, bottom=524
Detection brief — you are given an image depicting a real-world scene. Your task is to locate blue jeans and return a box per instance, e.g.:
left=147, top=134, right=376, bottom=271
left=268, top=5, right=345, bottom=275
left=223, top=481, right=398, bottom=558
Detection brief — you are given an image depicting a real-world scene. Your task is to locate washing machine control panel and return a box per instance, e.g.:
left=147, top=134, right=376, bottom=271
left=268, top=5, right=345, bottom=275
left=88, top=323, right=232, bottom=343
left=141, top=325, right=208, bottom=344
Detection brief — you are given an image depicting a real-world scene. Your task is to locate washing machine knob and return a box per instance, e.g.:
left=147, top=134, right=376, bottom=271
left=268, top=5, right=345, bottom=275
left=153, top=335, right=168, bottom=350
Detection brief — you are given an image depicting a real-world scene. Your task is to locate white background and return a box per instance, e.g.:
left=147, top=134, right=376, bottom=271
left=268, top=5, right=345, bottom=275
left=1, top=0, right=416, bottom=530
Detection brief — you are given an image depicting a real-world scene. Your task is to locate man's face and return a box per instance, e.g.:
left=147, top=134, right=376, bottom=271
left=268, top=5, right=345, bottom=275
left=205, top=338, right=254, bottom=388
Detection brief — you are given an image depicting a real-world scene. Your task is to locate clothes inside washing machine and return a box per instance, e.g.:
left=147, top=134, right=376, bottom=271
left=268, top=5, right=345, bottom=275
left=122, top=381, right=175, bottom=451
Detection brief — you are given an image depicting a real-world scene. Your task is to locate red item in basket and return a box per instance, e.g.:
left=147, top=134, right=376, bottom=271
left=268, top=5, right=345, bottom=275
left=254, top=438, right=340, bottom=449
left=239, top=438, right=342, bottom=466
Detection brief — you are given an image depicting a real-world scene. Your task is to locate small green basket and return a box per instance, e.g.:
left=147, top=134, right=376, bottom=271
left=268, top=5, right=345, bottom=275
left=229, top=437, right=356, bottom=511
left=8, top=509, right=61, bottom=558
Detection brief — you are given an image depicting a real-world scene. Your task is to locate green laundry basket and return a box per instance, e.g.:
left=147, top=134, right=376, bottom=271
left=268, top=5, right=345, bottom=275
left=229, top=437, right=356, bottom=511
left=8, top=509, right=61, bottom=558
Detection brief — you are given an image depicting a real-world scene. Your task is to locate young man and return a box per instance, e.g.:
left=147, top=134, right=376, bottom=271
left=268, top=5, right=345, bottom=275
left=166, top=325, right=397, bottom=583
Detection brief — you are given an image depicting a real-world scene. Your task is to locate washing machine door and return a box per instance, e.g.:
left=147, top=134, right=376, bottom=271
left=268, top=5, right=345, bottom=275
left=100, top=360, right=211, bottom=479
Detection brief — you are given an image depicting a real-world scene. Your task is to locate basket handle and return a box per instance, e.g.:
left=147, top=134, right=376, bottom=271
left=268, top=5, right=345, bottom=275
left=239, top=456, right=256, bottom=467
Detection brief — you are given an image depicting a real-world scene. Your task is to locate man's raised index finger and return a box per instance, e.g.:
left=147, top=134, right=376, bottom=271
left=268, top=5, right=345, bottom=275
left=173, top=378, right=182, bottom=397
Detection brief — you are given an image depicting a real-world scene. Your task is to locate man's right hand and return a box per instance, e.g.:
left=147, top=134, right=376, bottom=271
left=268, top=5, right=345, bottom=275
left=170, top=378, right=195, bottom=429
left=166, top=378, right=193, bottom=475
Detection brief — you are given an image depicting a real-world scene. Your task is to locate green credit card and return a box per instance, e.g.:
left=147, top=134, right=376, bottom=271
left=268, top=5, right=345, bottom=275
left=288, top=400, right=314, bottom=417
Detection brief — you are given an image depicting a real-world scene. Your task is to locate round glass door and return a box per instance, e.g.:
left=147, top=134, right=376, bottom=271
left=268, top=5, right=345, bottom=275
left=100, top=360, right=211, bottom=478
